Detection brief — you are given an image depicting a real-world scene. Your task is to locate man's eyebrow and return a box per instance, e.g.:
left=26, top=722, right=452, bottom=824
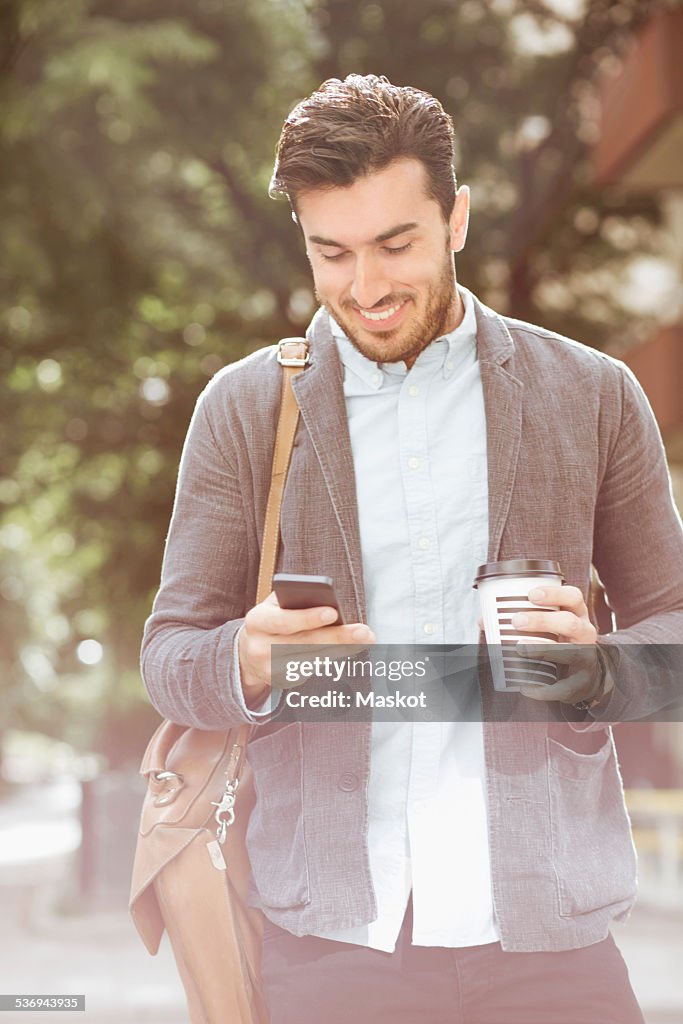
left=307, top=222, right=419, bottom=248
left=308, top=234, right=345, bottom=247
left=374, top=222, right=418, bottom=243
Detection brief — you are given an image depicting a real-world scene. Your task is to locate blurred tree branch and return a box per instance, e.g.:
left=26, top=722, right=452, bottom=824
left=0, top=1, right=29, bottom=75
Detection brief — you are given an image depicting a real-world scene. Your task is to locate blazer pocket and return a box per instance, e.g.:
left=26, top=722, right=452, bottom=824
left=247, top=722, right=311, bottom=910
left=547, top=734, right=636, bottom=918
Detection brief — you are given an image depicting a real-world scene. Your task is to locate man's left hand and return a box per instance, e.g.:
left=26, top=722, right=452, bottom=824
left=512, top=585, right=613, bottom=705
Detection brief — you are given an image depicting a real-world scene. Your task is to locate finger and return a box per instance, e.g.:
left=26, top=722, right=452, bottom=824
left=516, top=642, right=596, bottom=665
left=275, top=623, right=375, bottom=647
left=511, top=610, right=596, bottom=642
left=271, top=643, right=375, bottom=668
left=247, top=623, right=374, bottom=678
left=527, top=585, right=587, bottom=616
left=520, top=668, right=595, bottom=702
left=251, top=596, right=342, bottom=636
left=518, top=683, right=556, bottom=702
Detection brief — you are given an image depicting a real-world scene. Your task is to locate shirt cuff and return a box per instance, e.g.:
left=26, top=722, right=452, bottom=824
left=232, top=625, right=283, bottom=720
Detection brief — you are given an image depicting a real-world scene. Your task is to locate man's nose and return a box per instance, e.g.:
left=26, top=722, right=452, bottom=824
left=349, top=254, right=391, bottom=310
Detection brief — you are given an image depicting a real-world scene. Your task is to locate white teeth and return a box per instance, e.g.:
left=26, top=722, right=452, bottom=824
left=358, top=302, right=403, bottom=322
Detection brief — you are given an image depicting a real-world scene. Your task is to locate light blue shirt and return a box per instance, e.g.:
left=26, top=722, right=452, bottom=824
left=312, top=285, right=499, bottom=951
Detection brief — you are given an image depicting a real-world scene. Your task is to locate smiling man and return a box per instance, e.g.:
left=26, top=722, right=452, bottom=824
left=142, top=75, right=683, bottom=1023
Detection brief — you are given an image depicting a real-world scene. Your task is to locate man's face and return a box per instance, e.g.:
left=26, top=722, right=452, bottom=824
left=297, top=158, right=469, bottom=367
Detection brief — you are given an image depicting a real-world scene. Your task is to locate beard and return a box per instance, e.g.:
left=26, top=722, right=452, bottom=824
left=317, top=244, right=458, bottom=366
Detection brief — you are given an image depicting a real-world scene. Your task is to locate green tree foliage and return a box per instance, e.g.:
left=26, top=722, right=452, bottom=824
left=0, top=0, right=316, bottom=762
left=0, top=0, right=667, bottom=763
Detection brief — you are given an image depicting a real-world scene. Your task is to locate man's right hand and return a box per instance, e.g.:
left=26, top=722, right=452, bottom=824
left=238, top=592, right=375, bottom=708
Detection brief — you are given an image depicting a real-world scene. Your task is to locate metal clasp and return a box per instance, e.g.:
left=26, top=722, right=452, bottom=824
left=277, top=339, right=310, bottom=367
left=212, top=777, right=240, bottom=845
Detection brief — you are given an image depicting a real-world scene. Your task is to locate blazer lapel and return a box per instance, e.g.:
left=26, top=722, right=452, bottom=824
left=291, top=310, right=367, bottom=622
left=472, top=297, right=524, bottom=562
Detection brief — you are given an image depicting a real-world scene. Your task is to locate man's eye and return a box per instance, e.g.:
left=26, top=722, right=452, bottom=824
left=384, top=243, right=412, bottom=255
left=320, top=251, right=347, bottom=262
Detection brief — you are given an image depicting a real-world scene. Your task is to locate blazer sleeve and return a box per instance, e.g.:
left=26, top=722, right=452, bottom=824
left=140, top=378, right=268, bottom=729
left=590, top=362, right=683, bottom=722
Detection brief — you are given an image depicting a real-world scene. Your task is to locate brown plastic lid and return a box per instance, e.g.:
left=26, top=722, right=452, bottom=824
left=473, top=559, right=563, bottom=587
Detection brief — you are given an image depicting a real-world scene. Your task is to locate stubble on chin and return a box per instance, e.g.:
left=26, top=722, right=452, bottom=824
left=325, top=303, right=424, bottom=366
left=316, top=249, right=458, bottom=366
left=349, top=320, right=429, bottom=367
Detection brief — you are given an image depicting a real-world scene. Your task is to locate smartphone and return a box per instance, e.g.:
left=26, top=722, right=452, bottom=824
left=272, top=573, right=343, bottom=624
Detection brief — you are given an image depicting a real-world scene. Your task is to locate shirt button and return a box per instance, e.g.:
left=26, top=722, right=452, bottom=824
left=446, top=360, right=454, bottom=371
left=371, top=372, right=382, bottom=387
left=423, top=623, right=436, bottom=635
left=338, top=772, right=359, bottom=792
left=418, top=537, right=430, bottom=550
left=407, top=457, right=420, bottom=470
left=408, top=384, right=419, bottom=396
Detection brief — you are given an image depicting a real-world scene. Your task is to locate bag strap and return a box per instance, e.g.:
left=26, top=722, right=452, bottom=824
left=233, top=337, right=310, bottom=757
left=256, top=338, right=310, bottom=603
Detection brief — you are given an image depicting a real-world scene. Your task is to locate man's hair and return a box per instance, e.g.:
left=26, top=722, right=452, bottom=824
left=269, top=74, right=457, bottom=221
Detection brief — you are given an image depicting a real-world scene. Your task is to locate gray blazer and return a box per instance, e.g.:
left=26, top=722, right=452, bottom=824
left=141, top=294, right=683, bottom=951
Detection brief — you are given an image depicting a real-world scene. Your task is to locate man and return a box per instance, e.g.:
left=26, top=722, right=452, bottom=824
left=142, top=76, right=683, bottom=1023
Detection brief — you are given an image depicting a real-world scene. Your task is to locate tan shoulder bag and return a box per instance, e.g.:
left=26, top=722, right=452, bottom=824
left=129, top=338, right=310, bottom=1024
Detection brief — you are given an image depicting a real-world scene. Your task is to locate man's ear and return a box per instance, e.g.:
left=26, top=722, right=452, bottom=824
left=449, top=185, right=470, bottom=253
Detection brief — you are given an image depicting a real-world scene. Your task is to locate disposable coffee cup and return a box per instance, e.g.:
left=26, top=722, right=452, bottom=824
left=473, top=559, right=564, bottom=693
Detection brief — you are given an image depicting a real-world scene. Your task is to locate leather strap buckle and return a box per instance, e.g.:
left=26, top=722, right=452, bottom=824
left=277, top=338, right=310, bottom=367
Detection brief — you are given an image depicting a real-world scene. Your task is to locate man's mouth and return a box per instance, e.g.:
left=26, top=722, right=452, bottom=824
left=355, top=300, right=408, bottom=324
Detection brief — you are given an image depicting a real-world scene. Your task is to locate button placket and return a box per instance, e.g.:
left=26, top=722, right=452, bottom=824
left=398, top=363, right=444, bottom=642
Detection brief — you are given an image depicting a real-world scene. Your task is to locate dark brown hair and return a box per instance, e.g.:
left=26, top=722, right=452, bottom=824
left=270, top=74, right=457, bottom=221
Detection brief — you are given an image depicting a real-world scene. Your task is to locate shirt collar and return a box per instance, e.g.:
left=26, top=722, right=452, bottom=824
left=330, top=285, right=477, bottom=390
